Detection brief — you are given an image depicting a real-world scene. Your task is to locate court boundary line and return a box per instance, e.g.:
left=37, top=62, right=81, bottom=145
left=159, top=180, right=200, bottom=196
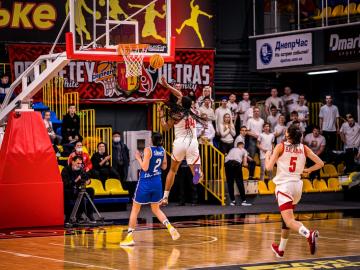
left=0, top=249, right=121, bottom=270
left=190, top=253, right=360, bottom=269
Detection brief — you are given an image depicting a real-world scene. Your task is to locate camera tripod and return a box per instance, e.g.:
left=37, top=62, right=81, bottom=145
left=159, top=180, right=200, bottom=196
left=69, top=186, right=105, bottom=226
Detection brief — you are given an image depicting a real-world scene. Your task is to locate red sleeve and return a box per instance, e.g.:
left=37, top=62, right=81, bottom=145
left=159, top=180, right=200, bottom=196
left=68, top=153, right=74, bottom=165
left=84, top=153, right=93, bottom=171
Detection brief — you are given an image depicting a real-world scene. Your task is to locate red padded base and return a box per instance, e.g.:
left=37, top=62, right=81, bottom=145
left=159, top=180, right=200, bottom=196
left=0, top=112, right=64, bottom=229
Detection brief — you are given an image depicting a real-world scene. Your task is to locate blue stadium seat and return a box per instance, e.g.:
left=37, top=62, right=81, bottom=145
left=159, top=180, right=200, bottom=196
left=32, top=102, right=49, bottom=111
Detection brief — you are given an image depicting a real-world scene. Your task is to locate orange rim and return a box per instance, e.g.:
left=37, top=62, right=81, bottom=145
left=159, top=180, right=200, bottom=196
left=118, top=43, right=149, bottom=55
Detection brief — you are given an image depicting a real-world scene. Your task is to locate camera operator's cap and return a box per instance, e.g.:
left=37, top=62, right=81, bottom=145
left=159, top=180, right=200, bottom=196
left=221, top=96, right=228, bottom=101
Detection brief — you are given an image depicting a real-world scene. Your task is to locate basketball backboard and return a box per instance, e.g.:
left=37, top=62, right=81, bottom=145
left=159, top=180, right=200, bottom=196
left=65, top=0, right=174, bottom=62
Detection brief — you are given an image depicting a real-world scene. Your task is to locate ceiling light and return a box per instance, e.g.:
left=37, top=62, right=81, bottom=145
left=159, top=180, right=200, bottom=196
left=307, top=69, right=338, bottom=75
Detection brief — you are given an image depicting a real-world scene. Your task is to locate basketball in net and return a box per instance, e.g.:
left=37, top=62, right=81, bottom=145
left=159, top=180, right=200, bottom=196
left=149, top=54, right=165, bottom=69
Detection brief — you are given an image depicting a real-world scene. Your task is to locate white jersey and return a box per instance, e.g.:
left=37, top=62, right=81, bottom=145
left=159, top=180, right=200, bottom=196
left=174, top=116, right=197, bottom=140
left=273, top=142, right=307, bottom=185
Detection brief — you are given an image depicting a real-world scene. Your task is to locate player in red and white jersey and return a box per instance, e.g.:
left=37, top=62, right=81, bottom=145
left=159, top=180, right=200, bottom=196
left=265, top=124, right=324, bottom=258
left=158, top=77, right=205, bottom=205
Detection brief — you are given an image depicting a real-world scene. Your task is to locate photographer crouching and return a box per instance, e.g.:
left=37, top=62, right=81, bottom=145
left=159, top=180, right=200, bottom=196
left=61, top=156, right=96, bottom=224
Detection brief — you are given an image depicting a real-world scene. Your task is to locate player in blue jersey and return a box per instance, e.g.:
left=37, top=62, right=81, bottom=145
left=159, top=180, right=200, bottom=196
left=120, top=132, right=180, bottom=246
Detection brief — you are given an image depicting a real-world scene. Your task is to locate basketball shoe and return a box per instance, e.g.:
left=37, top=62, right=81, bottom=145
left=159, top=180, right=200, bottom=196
left=168, top=225, right=180, bottom=241
left=307, top=230, right=319, bottom=255
left=271, top=243, right=284, bottom=258
left=120, top=233, right=135, bottom=246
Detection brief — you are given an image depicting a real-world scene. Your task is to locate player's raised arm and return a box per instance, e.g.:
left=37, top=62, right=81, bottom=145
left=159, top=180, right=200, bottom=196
left=160, top=76, right=183, bottom=103
left=265, top=143, right=283, bottom=171
left=303, top=145, right=324, bottom=174
left=158, top=106, right=174, bottom=131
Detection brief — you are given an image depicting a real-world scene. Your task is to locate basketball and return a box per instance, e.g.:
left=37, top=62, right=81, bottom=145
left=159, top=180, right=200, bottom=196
left=149, top=54, right=165, bottom=69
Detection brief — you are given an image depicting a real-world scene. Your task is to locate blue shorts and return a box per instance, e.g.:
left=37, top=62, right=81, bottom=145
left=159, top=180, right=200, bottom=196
left=133, top=176, right=162, bottom=204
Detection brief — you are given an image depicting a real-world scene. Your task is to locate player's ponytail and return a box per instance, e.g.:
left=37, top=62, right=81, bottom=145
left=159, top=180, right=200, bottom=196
left=152, top=132, right=163, bottom=147
left=287, top=124, right=302, bottom=145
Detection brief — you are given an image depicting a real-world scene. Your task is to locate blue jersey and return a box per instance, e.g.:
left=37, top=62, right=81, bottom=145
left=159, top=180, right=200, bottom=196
left=139, top=146, right=164, bottom=179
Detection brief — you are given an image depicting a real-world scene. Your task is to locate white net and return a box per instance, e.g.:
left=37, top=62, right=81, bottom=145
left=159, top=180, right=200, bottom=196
left=118, top=44, right=148, bottom=78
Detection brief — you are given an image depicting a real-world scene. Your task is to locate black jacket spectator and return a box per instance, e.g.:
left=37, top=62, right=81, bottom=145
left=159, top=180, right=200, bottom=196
left=112, top=132, right=130, bottom=182
left=61, top=109, right=82, bottom=144
left=91, top=145, right=120, bottom=186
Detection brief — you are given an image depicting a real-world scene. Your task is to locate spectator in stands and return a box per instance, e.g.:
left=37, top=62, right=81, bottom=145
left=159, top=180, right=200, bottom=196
left=257, top=122, right=275, bottom=180
left=219, top=113, right=236, bottom=154
left=197, top=113, right=215, bottom=145
left=237, top=92, right=251, bottom=126
left=62, top=156, right=95, bottom=223
left=91, top=142, right=120, bottom=186
left=304, top=126, right=326, bottom=179
left=287, top=111, right=306, bottom=133
left=319, top=95, right=340, bottom=155
left=0, top=73, right=10, bottom=103
left=299, top=0, right=316, bottom=20
left=176, top=159, right=198, bottom=206
left=112, top=131, right=130, bottom=182
left=191, top=100, right=200, bottom=115
left=274, top=114, right=287, bottom=144
left=196, top=85, right=213, bottom=108
left=267, top=105, right=281, bottom=132
left=215, top=97, right=232, bottom=133
left=43, top=111, right=62, bottom=145
left=340, top=114, right=360, bottom=173
left=61, top=105, right=82, bottom=144
left=227, top=94, right=238, bottom=122
left=199, top=96, right=215, bottom=121
left=225, top=142, right=251, bottom=206
left=265, top=88, right=283, bottom=115
left=243, top=99, right=257, bottom=125
left=295, top=94, right=309, bottom=131
left=246, top=107, right=264, bottom=160
left=282, top=86, right=299, bottom=118
left=234, top=125, right=256, bottom=178
left=68, top=141, right=93, bottom=173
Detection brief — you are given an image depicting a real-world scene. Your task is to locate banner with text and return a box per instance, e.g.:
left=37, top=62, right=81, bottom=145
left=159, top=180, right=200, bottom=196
left=325, top=25, right=360, bottom=63
left=8, top=44, right=214, bottom=103
left=256, top=33, right=312, bottom=70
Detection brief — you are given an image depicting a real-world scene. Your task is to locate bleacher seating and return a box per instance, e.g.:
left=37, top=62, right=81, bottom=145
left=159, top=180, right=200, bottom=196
left=242, top=167, right=249, bottom=180
left=87, top=179, right=110, bottom=196
left=323, top=164, right=338, bottom=178
left=302, top=179, right=317, bottom=193
left=253, top=166, right=261, bottom=180
left=105, top=179, right=129, bottom=195
left=343, top=2, right=357, bottom=15
left=58, top=165, right=64, bottom=173
left=258, top=181, right=272, bottom=195
left=267, top=180, right=276, bottom=193
left=327, top=178, right=342, bottom=192
left=313, top=179, right=329, bottom=192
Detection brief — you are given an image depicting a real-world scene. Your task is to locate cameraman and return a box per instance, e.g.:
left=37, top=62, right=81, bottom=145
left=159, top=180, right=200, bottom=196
left=61, top=155, right=96, bottom=223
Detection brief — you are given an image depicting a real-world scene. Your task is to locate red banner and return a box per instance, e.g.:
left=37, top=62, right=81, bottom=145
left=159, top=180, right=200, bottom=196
left=7, top=44, right=214, bottom=104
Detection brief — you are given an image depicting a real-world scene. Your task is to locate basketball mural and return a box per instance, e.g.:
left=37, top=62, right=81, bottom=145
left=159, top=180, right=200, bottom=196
left=7, top=44, right=214, bottom=103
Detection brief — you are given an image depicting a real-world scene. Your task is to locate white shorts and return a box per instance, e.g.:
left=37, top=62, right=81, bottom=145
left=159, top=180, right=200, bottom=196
left=171, top=137, right=200, bottom=165
left=275, top=181, right=303, bottom=211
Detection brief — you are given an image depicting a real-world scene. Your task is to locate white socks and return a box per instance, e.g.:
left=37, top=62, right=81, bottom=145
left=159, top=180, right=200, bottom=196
left=163, top=191, right=170, bottom=198
left=298, top=225, right=310, bottom=238
left=128, top=228, right=134, bottom=234
left=279, top=238, right=288, bottom=251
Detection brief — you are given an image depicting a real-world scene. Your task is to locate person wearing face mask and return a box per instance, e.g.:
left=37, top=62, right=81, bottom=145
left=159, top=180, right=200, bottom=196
left=61, top=156, right=95, bottom=224
left=112, top=132, right=130, bottom=184
left=91, top=142, right=120, bottom=186
left=68, top=141, right=93, bottom=173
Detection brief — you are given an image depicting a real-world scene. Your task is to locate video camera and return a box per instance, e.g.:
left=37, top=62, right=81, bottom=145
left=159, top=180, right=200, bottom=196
left=76, top=169, right=90, bottom=188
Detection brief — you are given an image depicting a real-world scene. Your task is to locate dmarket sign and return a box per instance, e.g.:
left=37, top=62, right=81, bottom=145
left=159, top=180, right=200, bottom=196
left=326, top=26, right=360, bottom=63
left=256, top=33, right=312, bottom=70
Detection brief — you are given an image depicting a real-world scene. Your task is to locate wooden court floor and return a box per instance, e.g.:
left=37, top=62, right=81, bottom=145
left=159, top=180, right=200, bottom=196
left=0, top=213, right=359, bottom=270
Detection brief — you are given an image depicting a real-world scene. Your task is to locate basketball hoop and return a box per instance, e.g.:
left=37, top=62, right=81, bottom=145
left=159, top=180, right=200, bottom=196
left=118, top=43, right=148, bottom=78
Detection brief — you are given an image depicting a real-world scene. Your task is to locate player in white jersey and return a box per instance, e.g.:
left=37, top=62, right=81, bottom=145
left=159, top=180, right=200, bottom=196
left=265, top=124, right=324, bottom=258
left=158, top=77, right=205, bottom=205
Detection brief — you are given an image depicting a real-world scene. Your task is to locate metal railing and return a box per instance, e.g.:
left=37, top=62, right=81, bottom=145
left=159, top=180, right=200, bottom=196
left=43, top=77, right=64, bottom=120
left=80, top=109, right=96, bottom=155
left=152, top=102, right=226, bottom=205
left=252, top=0, right=360, bottom=37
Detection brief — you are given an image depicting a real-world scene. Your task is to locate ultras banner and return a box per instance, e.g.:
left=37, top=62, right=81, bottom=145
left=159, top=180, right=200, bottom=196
left=8, top=44, right=214, bottom=103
